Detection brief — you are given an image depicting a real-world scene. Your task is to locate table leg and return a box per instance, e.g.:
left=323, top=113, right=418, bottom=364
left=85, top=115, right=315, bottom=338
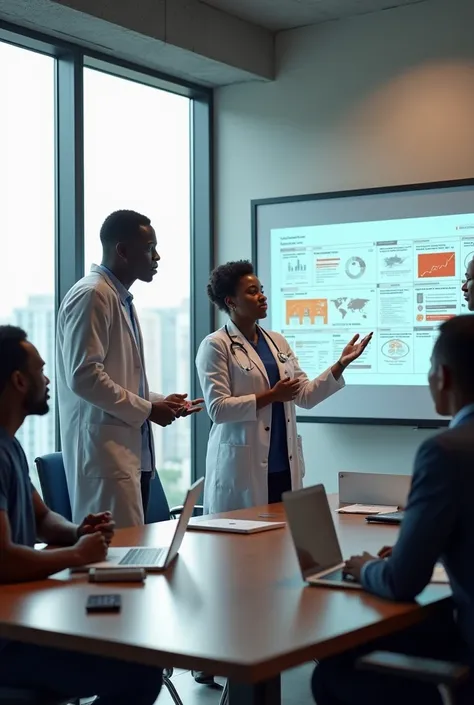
left=227, top=676, right=281, bottom=705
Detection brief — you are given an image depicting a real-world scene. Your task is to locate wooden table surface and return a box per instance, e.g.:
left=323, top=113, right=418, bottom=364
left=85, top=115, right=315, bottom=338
left=0, top=499, right=451, bottom=684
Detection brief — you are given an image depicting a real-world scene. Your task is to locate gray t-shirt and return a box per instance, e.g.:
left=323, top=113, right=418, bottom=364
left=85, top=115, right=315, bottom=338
left=0, top=428, right=36, bottom=547
left=0, top=427, right=37, bottom=651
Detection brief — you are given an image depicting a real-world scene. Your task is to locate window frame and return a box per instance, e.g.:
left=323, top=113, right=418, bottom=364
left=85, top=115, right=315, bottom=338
left=0, top=19, right=213, bottom=485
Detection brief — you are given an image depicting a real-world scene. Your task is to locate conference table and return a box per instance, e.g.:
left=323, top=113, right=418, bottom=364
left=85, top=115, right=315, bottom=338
left=0, top=498, right=451, bottom=705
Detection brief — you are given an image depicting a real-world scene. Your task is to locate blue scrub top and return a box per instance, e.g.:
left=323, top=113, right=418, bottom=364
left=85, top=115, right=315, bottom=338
left=250, top=330, right=290, bottom=475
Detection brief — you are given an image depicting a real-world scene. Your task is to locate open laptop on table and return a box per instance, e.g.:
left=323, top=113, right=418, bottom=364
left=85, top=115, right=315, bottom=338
left=283, top=484, right=449, bottom=588
left=72, top=477, right=204, bottom=572
left=283, top=483, right=361, bottom=589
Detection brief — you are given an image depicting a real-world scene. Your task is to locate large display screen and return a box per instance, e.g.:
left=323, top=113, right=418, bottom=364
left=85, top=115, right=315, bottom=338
left=254, top=182, right=474, bottom=424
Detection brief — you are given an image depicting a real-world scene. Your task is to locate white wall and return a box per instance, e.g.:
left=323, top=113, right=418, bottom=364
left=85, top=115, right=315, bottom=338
left=214, top=0, right=474, bottom=491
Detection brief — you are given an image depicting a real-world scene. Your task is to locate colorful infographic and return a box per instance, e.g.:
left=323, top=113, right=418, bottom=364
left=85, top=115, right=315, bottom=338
left=271, top=215, right=474, bottom=386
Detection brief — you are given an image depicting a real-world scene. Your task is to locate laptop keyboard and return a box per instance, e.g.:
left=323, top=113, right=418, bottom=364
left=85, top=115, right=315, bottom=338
left=321, top=569, right=348, bottom=582
left=309, top=568, right=359, bottom=584
left=119, top=547, right=167, bottom=566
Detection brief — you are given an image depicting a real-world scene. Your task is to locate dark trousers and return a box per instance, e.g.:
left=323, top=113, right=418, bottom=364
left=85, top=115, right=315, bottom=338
left=312, top=610, right=473, bottom=705
left=0, top=641, right=162, bottom=705
left=141, top=470, right=152, bottom=521
left=268, top=469, right=292, bottom=504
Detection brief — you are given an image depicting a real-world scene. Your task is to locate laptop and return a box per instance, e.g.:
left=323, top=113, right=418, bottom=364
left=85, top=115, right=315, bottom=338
left=283, top=484, right=361, bottom=589
left=187, top=518, right=286, bottom=534
left=73, top=477, right=204, bottom=572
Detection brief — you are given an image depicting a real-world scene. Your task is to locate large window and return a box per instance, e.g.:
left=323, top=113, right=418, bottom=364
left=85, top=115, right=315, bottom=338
left=0, top=41, right=55, bottom=488
left=0, top=25, right=211, bottom=509
left=83, top=68, right=192, bottom=507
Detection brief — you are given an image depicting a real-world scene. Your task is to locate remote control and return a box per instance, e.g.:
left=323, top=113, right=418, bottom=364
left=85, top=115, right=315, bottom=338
left=86, top=594, right=122, bottom=613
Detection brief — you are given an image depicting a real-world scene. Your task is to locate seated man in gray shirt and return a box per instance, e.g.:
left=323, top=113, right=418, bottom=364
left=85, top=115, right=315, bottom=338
left=312, top=315, right=474, bottom=705
left=0, top=325, right=163, bottom=705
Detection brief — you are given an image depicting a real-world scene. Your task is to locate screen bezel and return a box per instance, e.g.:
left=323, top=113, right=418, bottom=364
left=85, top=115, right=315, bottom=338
left=251, top=177, right=474, bottom=427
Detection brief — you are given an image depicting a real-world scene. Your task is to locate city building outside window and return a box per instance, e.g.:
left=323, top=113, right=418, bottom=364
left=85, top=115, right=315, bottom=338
left=83, top=67, right=192, bottom=507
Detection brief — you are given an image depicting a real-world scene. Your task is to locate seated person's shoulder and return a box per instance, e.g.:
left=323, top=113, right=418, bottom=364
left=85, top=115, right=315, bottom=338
left=415, top=429, right=469, bottom=481
left=418, top=424, right=474, bottom=460
left=0, top=437, right=27, bottom=477
left=414, top=434, right=452, bottom=473
left=0, top=443, right=16, bottom=504
left=0, top=434, right=16, bottom=464
left=438, top=421, right=474, bottom=448
left=417, top=433, right=443, bottom=452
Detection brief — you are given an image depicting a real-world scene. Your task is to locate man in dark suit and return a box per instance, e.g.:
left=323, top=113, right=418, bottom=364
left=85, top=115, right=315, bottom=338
left=312, top=315, right=474, bottom=705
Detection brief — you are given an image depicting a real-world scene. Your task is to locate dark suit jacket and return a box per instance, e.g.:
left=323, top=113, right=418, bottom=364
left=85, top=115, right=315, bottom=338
left=362, top=412, right=474, bottom=660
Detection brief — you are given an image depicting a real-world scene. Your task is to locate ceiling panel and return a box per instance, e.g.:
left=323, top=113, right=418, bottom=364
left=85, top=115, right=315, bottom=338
left=202, top=0, right=431, bottom=31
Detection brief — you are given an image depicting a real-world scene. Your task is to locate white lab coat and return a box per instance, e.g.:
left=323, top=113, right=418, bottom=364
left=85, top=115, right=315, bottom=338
left=56, top=265, right=160, bottom=528
left=195, top=321, right=345, bottom=514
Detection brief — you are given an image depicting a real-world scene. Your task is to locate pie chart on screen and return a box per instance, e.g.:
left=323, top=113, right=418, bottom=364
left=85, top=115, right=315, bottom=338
left=345, top=256, right=366, bottom=279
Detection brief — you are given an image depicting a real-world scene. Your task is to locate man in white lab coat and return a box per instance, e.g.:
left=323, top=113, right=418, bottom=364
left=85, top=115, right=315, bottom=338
left=56, top=210, right=201, bottom=528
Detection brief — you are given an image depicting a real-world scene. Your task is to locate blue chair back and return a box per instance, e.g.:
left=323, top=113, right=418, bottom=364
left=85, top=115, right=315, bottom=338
left=35, top=453, right=72, bottom=521
left=146, top=474, right=171, bottom=524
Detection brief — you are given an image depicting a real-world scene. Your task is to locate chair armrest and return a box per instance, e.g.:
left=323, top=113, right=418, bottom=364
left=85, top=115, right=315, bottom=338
left=357, top=651, right=470, bottom=688
left=169, top=505, right=204, bottom=519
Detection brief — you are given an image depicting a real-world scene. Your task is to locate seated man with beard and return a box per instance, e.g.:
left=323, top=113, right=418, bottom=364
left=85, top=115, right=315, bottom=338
left=0, top=325, right=163, bottom=705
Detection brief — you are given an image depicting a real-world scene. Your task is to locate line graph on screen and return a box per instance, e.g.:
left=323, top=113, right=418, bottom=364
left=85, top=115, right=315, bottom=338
left=418, top=252, right=455, bottom=278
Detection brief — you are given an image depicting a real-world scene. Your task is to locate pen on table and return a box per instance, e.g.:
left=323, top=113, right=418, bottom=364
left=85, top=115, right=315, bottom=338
left=258, top=513, right=281, bottom=518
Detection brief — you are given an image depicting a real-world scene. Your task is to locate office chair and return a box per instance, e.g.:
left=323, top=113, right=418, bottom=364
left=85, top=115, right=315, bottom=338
left=33, top=454, right=192, bottom=705
left=358, top=651, right=470, bottom=705
left=146, top=473, right=204, bottom=523
left=35, top=453, right=72, bottom=521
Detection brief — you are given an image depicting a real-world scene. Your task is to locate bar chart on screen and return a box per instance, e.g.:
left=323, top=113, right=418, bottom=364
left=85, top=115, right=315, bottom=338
left=285, top=299, right=328, bottom=327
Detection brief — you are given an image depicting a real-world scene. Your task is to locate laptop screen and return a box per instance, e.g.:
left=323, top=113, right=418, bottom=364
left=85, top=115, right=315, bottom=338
left=163, top=477, right=204, bottom=566
left=283, top=484, right=343, bottom=579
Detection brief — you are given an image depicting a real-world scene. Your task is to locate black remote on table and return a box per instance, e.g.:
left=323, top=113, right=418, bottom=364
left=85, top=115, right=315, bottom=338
left=86, top=594, right=122, bottom=613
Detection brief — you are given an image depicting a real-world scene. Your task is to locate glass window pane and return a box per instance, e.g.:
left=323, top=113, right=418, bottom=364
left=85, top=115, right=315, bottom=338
left=83, top=68, right=191, bottom=508
left=0, top=42, right=56, bottom=489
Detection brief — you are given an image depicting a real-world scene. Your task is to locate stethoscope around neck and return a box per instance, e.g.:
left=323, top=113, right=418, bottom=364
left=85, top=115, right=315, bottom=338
left=224, top=324, right=290, bottom=372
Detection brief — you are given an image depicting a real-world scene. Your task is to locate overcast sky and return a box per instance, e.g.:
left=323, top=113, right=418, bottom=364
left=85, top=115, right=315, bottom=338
left=0, top=41, right=190, bottom=319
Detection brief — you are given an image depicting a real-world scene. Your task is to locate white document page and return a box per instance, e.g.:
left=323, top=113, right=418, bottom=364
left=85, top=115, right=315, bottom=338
left=337, top=504, right=399, bottom=515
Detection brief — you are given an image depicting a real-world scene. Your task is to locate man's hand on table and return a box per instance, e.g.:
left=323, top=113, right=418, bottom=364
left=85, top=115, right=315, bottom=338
left=73, top=532, right=109, bottom=566
left=343, top=552, right=377, bottom=582
left=344, top=544, right=394, bottom=581
left=77, top=511, right=115, bottom=545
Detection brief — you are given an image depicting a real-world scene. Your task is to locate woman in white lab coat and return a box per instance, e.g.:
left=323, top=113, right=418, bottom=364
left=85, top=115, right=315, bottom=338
left=195, top=260, right=372, bottom=514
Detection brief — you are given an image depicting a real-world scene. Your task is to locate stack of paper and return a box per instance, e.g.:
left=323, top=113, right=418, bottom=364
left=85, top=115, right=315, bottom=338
left=337, top=504, right=398, bottom=515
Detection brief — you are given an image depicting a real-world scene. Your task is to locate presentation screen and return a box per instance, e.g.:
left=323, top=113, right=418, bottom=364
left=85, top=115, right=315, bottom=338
left=253, top=181, right=474, bottom=425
